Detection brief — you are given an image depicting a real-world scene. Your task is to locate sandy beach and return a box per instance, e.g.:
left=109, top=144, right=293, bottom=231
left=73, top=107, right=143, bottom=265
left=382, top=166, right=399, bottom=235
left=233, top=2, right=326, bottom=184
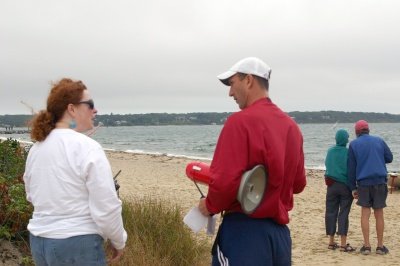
left=107, top=150, right=400, bottom=266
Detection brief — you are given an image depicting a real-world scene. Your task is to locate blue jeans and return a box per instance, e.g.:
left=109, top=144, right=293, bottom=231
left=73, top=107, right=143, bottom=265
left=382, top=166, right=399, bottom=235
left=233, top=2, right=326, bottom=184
left=30, top=234, right=106, bottom=266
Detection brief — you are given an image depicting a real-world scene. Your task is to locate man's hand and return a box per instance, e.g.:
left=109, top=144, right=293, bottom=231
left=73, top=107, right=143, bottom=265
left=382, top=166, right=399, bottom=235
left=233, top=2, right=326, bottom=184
left=198, top=197, right=211, bottom=216
left=352, top=190, right=358, bottom=199
left=107, top=243, right=124, bottom=264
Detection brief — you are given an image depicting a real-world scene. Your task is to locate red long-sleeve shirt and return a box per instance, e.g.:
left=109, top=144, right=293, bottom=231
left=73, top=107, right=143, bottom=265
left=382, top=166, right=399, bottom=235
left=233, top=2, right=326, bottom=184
left=206, top=98, right=306, bottom=224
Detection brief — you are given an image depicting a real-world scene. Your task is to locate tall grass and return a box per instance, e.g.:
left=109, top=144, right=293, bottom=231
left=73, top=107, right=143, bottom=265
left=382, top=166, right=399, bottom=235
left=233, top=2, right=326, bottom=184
left=118, top=197, right=211, bottom=266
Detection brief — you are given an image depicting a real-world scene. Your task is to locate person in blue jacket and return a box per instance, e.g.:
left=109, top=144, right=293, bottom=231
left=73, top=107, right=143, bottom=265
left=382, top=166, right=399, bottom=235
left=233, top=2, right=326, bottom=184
left=325, top=129, right=355, bottom=252
left=348, top=120, right=393, bottom=255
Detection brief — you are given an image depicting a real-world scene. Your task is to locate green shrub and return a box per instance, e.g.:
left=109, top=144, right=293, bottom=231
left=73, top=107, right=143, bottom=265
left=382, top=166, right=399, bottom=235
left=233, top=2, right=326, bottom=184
left=0, top=139, right=32, bottom=241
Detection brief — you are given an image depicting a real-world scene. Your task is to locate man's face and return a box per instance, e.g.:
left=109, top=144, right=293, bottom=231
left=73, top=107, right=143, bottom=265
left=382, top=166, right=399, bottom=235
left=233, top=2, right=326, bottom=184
left=228, top=74, right=249, bottom=110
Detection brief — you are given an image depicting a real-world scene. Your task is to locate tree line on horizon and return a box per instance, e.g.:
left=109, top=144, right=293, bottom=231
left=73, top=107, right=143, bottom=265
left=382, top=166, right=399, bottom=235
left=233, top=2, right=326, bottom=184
left=1, top=111, right=400, bottom=128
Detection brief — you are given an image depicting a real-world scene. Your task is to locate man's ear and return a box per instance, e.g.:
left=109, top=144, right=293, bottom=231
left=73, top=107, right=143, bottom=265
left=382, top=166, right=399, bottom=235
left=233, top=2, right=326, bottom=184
left=245, top=74, right=255, bottom=88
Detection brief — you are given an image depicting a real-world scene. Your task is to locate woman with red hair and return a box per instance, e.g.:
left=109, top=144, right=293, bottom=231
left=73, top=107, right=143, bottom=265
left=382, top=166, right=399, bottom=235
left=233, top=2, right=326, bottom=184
left=24, top=78, right=127, bottom=265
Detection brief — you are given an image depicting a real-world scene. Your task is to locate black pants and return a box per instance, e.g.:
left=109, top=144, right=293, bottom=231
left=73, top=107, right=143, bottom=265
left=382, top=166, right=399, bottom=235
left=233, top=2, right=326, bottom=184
left=325, top=181, right=353, bottom=236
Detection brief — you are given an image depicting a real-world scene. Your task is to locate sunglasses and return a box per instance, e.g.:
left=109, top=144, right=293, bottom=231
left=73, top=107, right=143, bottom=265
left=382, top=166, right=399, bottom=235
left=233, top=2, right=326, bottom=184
left=78, top=99, right=95, bottom=109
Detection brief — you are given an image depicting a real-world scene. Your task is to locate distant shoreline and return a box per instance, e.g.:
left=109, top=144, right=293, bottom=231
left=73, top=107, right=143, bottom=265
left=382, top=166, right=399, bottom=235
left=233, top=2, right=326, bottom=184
left=0, top=129, right=30, bottom=134
left=2, top=111, right=400, bottom=127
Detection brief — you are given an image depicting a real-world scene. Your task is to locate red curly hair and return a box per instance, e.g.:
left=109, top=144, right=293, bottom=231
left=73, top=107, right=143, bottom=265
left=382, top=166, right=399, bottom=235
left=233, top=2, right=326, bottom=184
left=30, top=78, right=87, bottom=141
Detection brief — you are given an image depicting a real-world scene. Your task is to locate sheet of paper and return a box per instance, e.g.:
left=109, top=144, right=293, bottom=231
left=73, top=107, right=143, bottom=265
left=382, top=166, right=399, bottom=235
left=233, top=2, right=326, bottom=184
left=183, top=207, right=208, bottom=233
left=206, top=215, right=217, bottom=235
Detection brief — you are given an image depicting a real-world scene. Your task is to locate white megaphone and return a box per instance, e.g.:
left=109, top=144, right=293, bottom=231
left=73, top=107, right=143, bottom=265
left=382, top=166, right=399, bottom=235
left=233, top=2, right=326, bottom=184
left=237, top=165, right=268, bottom=214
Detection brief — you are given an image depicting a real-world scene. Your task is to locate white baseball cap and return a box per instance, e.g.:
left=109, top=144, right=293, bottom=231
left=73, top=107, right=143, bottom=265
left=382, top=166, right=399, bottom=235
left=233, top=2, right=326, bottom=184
left=217, top=57, right=272, bottom=86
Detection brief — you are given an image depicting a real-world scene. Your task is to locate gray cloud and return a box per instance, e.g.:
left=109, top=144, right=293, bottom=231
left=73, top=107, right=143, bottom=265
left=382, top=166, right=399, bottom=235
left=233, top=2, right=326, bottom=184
left=1, top=0, right=400, bottom=115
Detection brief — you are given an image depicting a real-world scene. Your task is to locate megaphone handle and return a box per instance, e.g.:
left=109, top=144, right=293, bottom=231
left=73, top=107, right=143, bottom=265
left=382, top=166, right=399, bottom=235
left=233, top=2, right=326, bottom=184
left=193, top=180, right=205, bottom=198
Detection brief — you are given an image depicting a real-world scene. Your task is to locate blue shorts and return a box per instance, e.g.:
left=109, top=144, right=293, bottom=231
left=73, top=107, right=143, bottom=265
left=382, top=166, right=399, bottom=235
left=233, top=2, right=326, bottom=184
left=29, top=234, right=106, bottom=266
left=212, top=212, right=291, bottom=266
left=357, top=184, right=388, bottom=209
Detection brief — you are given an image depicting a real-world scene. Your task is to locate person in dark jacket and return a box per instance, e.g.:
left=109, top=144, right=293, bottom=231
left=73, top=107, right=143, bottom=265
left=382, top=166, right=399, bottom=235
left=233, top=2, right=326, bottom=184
left=325, top=129, right=355, bottom=252
left=348, top=120, right=393, bottom=255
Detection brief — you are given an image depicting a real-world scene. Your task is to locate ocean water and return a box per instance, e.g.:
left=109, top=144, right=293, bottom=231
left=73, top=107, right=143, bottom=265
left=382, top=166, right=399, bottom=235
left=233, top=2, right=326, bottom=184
left=301, top=123, right=400, bottom=172
left=1, top=123, right=399, bottom=172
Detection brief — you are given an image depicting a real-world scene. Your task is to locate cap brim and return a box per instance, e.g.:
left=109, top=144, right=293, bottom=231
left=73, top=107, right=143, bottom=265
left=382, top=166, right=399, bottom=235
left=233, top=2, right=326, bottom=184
left=217, top=70, right=236, bottom=86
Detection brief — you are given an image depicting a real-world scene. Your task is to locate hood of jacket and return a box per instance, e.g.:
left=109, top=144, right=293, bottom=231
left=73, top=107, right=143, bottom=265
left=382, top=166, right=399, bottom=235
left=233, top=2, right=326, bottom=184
left=335, top=129, right=349, bottom=147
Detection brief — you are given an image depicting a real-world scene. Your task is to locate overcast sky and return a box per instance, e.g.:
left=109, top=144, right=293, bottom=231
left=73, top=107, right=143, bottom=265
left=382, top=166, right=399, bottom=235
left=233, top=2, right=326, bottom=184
left=1, top=0, right=399, bottom=115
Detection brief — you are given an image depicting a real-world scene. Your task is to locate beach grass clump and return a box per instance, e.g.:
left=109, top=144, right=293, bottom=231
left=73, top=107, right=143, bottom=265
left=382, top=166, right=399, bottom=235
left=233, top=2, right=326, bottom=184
left=119, top=197, right=210, bottom=266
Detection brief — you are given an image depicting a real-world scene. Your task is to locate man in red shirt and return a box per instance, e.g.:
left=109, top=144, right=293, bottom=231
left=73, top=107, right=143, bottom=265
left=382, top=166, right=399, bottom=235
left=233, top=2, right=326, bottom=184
left=198, top=57, right=306, bottom=266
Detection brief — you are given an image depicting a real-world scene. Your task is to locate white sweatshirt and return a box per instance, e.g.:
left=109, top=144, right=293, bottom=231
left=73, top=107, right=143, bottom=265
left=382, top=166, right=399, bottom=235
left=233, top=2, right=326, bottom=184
left=23, top=129, right=127, bottom=250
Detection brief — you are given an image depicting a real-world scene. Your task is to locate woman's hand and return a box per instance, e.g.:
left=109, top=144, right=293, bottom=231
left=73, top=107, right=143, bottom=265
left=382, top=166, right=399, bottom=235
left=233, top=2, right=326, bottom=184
left=107, top=243, right=124, bottom=264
